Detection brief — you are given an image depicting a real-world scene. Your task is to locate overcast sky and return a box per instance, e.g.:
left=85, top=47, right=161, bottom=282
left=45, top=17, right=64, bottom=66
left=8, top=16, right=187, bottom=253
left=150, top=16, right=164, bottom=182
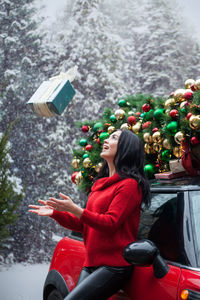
left=37, top=0, right=200, bottom=40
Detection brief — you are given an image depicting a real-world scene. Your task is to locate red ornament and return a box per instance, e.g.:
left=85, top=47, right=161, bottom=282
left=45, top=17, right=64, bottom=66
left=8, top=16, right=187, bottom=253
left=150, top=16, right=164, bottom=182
left=142, top=103, right=151, bottom=112
left=135, top=112, right=141, bottom=117
left=170, top=109, right=179, bottom=118
left=186, top=112, right=192, bottom=120
left=152, top=127, right=159, bottom=133
left=71, top=171, right=78, bottom=183
left=81, top=125, right=89, bottom=133
left=128, top=116, right=136, bottom=125
left=190, top=84, right=197, bottom=92
left=96, top=138, right=101, bottom=145
left=104, top=123, right=111, bottom=127
left=184, top=91, right=193, bottom=100
left=85, top=144, right=93, bottom=151
left=142, top=121, right=152, bottom=129
left=191, top=137, right=200, bottom=145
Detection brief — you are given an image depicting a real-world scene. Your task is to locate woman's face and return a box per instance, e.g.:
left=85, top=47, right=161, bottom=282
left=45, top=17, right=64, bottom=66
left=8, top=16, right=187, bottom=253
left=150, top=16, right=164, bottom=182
left=100, top=130, right=121, bottom=161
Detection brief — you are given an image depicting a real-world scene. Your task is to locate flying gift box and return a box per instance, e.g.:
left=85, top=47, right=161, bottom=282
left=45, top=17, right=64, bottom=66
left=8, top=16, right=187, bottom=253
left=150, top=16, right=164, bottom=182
left=27, top=66, right=77, bottom=117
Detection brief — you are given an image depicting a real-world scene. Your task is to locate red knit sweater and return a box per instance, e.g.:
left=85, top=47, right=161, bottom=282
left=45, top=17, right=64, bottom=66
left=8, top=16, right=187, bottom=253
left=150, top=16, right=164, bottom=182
left=51, top=173, right=142, bottom=267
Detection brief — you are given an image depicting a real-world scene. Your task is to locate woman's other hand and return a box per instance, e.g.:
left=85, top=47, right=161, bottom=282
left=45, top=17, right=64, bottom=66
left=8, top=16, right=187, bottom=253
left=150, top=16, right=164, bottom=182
left=47, top=193, right=83, bottom=218
left=28, top=200, right=53, bottom=216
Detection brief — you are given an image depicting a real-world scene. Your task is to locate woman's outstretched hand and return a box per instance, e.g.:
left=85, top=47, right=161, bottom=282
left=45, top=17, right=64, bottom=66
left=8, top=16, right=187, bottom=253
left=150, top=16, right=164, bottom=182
left=29, top=200, right=53, bottom=216
left=29, top=193, right=83, bottom=219
left=47, top=193, right=74, bottom=212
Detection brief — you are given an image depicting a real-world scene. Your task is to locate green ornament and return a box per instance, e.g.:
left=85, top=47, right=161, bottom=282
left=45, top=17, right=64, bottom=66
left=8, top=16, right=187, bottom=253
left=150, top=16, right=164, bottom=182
left=82, top=153, right=89, bottom=159
left=181, top=108, right=186, bottom=113
left=140, top=113, right=145, bottom=119
left=142, top=112, right=147, bottom=120
left=79, top=138, right=87, bottom=147
left=99, top=132, right=109, bottom=143
left=146, top=109, right=154, bottom=121
left=166, top=121, right=178, bottom=136
left=144, top=164, right=155, bottom=179
left=161, top=150, right=171, bottom=162
left=110, top=114, right=117, bottom=123
left=93, top=122, right=103, bottom=132
left=153, top=108, right=164, bottom=120
left=118, top=99, right=127, bottom=107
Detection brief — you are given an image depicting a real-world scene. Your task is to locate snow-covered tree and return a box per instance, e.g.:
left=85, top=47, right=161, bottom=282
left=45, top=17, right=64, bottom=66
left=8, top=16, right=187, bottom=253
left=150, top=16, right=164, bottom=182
left=0, top=0, right=59, bottom=262
left=130, top=0, right=200, bottom=96
left=50, top=0, right=129, bottom=119
left=0, top=123, right=22, bottom=256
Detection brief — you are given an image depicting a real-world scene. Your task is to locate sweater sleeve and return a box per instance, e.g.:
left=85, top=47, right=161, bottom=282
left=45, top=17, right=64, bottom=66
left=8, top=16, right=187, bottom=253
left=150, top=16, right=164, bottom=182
left=50, top=210, right=84, bottom=233
left=80, top=179, right=141, bottom=233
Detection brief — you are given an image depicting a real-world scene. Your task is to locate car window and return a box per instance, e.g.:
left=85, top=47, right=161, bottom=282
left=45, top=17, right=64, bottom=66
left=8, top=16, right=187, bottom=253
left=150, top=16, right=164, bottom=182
left=189, top=191, right=200, bottom=267
left=138, top=193, right=183, bottom=263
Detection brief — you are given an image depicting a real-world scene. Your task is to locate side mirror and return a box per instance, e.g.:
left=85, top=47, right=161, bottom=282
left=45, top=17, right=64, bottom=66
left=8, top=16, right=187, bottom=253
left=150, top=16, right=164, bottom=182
left=123, top=239, right=169, bottom=279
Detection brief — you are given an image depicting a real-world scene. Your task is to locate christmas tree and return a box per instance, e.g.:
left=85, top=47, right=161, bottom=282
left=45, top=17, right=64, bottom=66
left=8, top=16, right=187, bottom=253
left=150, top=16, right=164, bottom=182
left=71, top=78, right=200, bottom=194
left=0, top=123, right=22, bottom=251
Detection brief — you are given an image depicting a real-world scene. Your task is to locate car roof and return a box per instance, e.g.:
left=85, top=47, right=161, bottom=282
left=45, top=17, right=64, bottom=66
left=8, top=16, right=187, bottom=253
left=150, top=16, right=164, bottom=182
left=150, top=176, right=200, bottom=192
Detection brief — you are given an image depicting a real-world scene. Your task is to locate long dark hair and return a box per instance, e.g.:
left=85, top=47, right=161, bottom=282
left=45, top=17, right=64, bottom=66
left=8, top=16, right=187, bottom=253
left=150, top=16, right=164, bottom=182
left=96, top=129, right=151, bottom=208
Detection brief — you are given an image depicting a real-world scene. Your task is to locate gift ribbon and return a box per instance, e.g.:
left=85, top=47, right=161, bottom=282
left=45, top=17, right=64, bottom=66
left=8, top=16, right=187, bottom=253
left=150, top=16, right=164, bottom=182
left=49, top=66, right=78, bottom=83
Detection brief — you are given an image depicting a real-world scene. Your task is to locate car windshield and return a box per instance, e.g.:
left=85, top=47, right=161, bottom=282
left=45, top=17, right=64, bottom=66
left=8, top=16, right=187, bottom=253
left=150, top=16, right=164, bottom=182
left=189, top=191, right=200, bottom=267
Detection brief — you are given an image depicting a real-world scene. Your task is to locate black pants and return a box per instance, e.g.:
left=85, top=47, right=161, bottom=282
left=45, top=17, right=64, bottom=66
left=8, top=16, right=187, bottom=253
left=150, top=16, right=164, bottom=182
left=64, top=265, right=133, bottom=300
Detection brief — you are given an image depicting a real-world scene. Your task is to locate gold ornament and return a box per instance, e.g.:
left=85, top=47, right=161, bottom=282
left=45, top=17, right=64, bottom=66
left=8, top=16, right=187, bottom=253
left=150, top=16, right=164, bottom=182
left=152, top=131, right=162, bottom=143
left=72, top=158, right=80, bottom=169
left=128, top=111, right=134, bottom=116
left=180, top=101, right=188, bottom=109
left=114, top=109, right=125, bottom=120
left=143, top=132, right=152, bottom=143
left=165, top=109, right=170, bottom=115
left=189, top=115, right=200, bottom=129
left=173, top=89, right=185, bottom=102
left=153, top=143, right=161, bottom=152
left=95, top=162, right=103, bottom=173
left=120, top=123, right=130, bottom=130
left=164, top=98, right=175, bottom=109
left=83, top=157, right=91, bottom=168
left=132, top=122, right=141, bottom=134
left=75, top=171, right=83, bottom=185
left=184, top=79, right=195, bottom=89
left=107, top=126, right=115, bottom=134
left=173, top=146, right=183, bottom=158
left=144, top=143, right=152, bottom=154
left=163, top=139, right=171, bottom=149
left=195, top=79, right=200, bottom=89
left=174, top=131, right=184, bottom=144
left=184, top=88, right=193, bottom=94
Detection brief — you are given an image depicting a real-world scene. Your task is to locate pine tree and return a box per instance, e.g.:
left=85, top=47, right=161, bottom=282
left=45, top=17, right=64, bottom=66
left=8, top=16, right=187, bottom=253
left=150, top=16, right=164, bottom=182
left=50, top=0, right=128, bottom=119
left=0, top=0, right=59, bottom=263
left=132, top=0, right=200, bottom=96
left=0, top=123, right=22, bottom=251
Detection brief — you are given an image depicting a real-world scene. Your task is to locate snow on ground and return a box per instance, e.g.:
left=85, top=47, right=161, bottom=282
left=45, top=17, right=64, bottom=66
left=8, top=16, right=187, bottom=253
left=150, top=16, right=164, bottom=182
left=0, top=263, right=50, bottom=300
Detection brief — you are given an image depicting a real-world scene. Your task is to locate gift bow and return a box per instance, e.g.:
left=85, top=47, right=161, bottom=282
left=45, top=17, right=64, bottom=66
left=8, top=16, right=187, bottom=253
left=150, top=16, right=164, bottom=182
left=49, top=65, right=78, bottom=83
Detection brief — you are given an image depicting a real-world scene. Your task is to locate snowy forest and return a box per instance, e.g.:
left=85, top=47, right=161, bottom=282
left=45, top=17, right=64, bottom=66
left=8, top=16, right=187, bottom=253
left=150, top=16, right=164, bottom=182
left=0, top=0, right=200, bottom=264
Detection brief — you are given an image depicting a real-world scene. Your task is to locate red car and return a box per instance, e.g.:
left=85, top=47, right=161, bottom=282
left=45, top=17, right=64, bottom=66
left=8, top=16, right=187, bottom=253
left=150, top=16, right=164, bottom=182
left=43, top=177, right=200, bottom=300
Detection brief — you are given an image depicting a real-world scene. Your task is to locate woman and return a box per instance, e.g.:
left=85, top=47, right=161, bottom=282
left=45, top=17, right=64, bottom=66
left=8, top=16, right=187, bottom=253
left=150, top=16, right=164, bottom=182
left=29, top=129, right=150, bottom=300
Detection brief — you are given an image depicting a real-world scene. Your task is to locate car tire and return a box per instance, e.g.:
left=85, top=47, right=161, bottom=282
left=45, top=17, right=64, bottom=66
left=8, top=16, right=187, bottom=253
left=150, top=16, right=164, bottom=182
left=47, top=289, right=63, bottom=300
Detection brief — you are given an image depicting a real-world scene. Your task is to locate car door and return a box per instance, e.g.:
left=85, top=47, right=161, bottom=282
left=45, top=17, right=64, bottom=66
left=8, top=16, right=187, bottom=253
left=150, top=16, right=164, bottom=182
left=125, top=191, right=184, bottom=300
left=177, top=190, right=200, bottom=299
